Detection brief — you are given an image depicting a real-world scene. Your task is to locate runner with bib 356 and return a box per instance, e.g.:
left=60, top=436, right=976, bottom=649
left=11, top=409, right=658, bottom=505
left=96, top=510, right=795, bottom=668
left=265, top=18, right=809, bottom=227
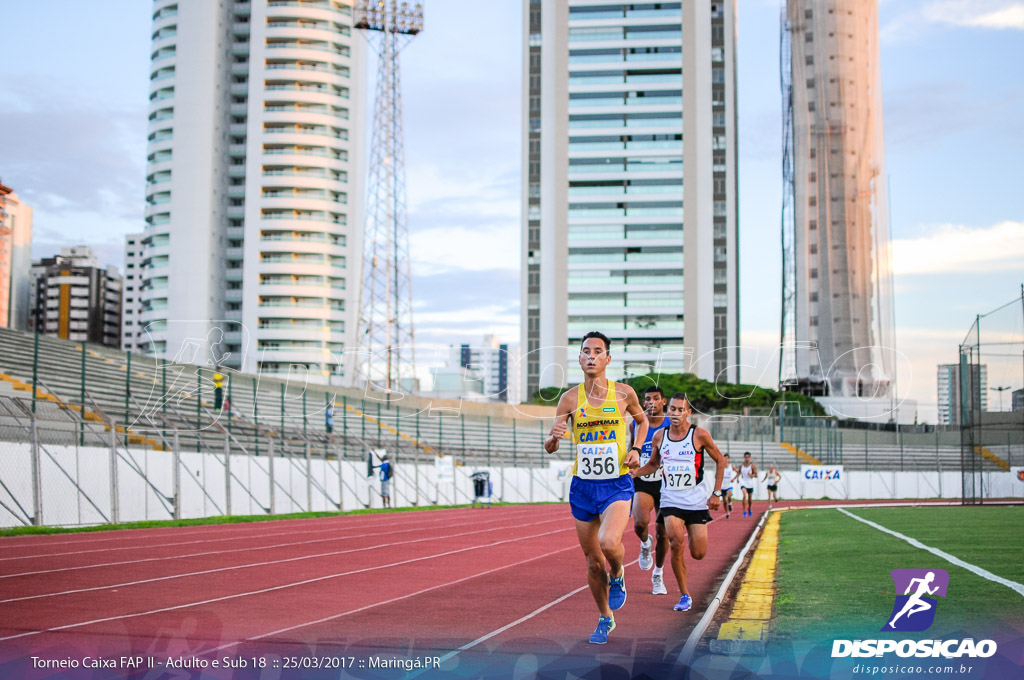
left=634, top=393, right=725, bottom=613
left=545, top=331, right=647, bottom=644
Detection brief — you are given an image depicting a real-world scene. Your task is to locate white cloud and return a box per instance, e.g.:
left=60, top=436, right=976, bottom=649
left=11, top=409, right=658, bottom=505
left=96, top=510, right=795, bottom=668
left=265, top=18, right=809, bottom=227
left=409, top=224, right=520, bottom=276
left=923, top=0, right=1024, bottom=30
left=892, top=221, right=1024, bottom=275
left=415, top=304, right=517, bottom=325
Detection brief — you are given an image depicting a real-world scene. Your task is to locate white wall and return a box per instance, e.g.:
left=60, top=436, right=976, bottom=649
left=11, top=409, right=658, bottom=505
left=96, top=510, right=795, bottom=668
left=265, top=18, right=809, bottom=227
left=0, top=444, right=571, bottom=528
left=2, top=448, right=1020, bottom=528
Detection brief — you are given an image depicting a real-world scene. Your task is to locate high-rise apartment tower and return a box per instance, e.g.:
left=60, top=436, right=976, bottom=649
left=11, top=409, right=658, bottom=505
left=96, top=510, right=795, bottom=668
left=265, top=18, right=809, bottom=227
left=521, top=0, right=739, bottom=397
left=139, top=0, right=365, bottom=382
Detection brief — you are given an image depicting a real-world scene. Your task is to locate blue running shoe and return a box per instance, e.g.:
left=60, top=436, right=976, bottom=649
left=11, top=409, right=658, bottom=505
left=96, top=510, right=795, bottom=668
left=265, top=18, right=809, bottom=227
left=589, top=616, right=616, bottom=644
left=674, top=594, right=692, bottom=612
left=608, top=573, right=627, bottom=611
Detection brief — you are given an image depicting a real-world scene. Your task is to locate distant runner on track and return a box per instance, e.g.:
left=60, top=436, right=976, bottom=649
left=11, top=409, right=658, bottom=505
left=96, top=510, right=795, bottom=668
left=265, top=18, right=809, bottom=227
left=719, top=453, right=736, bottom=519
left=762, top=464, right=782, bottom=507
left=545, top=331, right=647, bottom=644
left=736, top=452, right=757, bottom=517
left=635, top=393, right=725, bottom=613
left=629, top=385, right=671, bottom=594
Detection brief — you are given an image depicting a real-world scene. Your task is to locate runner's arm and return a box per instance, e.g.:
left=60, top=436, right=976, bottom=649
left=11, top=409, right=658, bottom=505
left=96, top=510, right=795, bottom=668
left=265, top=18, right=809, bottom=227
left=634, top=430, right=664, bottom=478
left=622, top=384, right=647, bottom=469
left=698, top=428, right=726, bottom=510
left=545, top=391, right=573, bottom=454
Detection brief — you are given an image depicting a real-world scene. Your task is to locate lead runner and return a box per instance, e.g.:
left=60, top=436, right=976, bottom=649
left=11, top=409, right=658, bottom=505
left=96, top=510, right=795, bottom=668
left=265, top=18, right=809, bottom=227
left=545, top=331, right=647, bottom=644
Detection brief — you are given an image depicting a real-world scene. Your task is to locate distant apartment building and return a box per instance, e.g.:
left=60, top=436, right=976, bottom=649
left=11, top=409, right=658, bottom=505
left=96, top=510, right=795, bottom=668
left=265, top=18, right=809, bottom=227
left=937, top=362, right=987, bottom=426
left=1012, top=388, right=1023, bottom=413
left=0, top=181, right=34, bottom=330
left=521, top=1, right=741, bottom=396
left=458, top=335, right=520, bottom=403
left=137, top=0, right=366, bottom=382
left=29, top=246, right=122, bottom=347
left=122, top=233, right=144, bottom=352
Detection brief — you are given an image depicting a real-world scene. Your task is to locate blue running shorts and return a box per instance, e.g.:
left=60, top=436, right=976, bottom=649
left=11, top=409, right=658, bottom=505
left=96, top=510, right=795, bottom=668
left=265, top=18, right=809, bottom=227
left=570, top=475, right=634, bottom=522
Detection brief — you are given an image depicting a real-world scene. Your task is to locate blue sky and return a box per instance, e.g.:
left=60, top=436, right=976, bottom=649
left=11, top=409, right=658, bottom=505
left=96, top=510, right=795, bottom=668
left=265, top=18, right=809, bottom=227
left=0, top=0, right=1022, bottom=421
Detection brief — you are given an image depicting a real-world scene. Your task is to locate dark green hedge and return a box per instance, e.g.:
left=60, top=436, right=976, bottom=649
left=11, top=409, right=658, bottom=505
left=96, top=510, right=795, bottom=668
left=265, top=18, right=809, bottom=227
left=529, top=372, right=823, bottom=416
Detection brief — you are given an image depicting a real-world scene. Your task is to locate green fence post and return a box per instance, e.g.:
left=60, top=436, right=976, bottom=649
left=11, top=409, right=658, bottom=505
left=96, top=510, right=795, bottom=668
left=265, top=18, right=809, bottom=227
left=280, top=383, right=285, bottom=434
left=395, top=405, right=400, bottom=459
left=487, top=415, right=492, bottom=468
left=439, top=412, right=443, bottom=457
left=253, top=377, right=259, bottom=456
left=161, top=361, right=167, bottom=444
left=124, top=350, right=131, bottom=432
left=376, top=402, right=382, bottom=445
left=461, top=414, right=466, bottom=463
left=302, top=387, right=307, bottom=436
left=227, top=372, right=233, bottom=435
left=31, top=330, right=39, bottom=413
left=196, top=367, right=202, bottom=452
left=899, top=424, right=904, bottom=471
left=513, top=418, right=518, bottom=468
left=79, top=342, right=87, bottom=446
left=342, top=396, right=348, bottom=459
left=865, top=428, right=869, bottom=470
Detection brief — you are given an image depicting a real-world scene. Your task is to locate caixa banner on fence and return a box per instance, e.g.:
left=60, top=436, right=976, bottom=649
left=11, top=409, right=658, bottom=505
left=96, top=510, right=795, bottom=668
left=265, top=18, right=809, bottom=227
left=801, top=464, right=846, bottom=498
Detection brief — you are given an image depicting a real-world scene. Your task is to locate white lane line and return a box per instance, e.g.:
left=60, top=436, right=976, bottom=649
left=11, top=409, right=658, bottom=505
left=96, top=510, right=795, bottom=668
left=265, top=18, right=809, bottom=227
left=0, top=507, right=541, bottom=563
left=411, top=557, right=640, bottom=675
left=837, top=508, right=1024, bottom=598
left=204, top=545, right=581, bottom=654
left=0, top=526, right=571, bottom=642
left=0, top=517, right=564, bottom=604
left=0, top=504, right=544, bottom=550
left=0, top=518, right=491, bottom=577
left=0, top=510, right=459, bottom=550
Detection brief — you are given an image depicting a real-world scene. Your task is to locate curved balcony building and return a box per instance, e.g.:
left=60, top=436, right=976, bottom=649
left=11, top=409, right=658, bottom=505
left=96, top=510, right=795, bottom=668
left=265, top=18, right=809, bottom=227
left=138, top=0, right=364, bottom=383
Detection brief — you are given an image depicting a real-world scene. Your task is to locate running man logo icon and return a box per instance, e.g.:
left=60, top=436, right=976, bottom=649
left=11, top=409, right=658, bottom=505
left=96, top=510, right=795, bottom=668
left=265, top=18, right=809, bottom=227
left=882, top=569, right=950, bottom=632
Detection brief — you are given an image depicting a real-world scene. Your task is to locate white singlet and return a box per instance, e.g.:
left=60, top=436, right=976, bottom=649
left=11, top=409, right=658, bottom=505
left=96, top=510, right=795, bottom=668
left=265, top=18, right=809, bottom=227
left=721, top=465, right=734, bottom=491
left=658, top=425, right=708, bottom=511
left=740, top=463, right=754, bottom=489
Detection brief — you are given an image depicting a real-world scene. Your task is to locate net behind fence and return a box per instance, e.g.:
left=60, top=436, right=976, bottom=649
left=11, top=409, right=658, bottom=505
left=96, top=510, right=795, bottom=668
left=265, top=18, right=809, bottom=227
left=958, top=291, right=1024, bottom=504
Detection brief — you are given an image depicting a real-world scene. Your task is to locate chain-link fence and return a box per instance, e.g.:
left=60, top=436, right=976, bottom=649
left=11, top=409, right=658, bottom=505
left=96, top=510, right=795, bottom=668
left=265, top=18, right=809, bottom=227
left=959, top=291, right=1024, bottom=504
left=0, top=393, right=574, bottom=528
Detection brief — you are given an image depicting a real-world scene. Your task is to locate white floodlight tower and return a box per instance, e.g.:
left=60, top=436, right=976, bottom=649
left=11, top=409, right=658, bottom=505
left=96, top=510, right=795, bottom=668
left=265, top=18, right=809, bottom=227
left=355, top=1, right=423, bottom=394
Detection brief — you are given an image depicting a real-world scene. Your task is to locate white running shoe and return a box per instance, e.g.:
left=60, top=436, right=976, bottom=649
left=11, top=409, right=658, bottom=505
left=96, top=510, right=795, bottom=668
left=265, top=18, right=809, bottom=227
left=638, top=538, right=653, bottom=571
left=652, top=572, right=668, bottom=595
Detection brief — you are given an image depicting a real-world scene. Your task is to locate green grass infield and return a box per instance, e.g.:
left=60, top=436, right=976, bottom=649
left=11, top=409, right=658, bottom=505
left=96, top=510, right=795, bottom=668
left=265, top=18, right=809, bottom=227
left=773, top=506, right=1024, bottom=643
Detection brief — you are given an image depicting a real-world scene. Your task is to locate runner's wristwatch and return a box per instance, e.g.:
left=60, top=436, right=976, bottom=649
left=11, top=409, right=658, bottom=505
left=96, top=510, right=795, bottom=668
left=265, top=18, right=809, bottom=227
left=629, top=446, right=641, bottom=454
left=712, top=490, right=724, bottom=497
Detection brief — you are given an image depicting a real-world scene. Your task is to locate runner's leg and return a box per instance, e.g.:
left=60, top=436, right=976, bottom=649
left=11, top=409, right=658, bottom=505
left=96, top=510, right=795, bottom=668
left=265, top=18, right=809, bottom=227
left=633, top=491, right=654, bottom=543
left=599, top=499, right=632, bottom=579
left=654, top=520, right=668, bottom=568
left=665, top=515, right=689, bottom=595
left=575, top=518, right=612, bottom=617
left=686, top=522, right=708, bottom=560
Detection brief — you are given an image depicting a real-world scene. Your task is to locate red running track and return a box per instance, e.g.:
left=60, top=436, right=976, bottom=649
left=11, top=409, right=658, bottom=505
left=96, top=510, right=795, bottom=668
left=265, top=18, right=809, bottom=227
left=0, top=502, right=769, bottom=678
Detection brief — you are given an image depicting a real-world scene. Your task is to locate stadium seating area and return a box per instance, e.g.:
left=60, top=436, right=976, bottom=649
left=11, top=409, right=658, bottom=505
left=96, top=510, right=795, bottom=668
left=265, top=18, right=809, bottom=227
left=0, top=327, right=1010, bottom=472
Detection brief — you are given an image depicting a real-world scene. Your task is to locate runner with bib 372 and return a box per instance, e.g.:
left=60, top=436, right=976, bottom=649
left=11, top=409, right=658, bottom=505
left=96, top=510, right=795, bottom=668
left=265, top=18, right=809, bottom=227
left=634, top=393, right=726, bottom=613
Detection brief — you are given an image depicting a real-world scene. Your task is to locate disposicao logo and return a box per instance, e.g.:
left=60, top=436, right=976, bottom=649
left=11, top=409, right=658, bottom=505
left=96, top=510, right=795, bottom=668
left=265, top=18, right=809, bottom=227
left=883, top=568, right=948, bottom=632
left=832, top=568, right=997, bottom=659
